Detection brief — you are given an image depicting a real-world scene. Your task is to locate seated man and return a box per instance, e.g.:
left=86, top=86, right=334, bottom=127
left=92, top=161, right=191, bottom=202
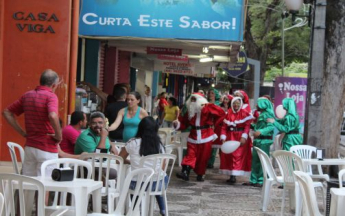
left=60, top=111, right=87, bottom=154
left=75, top=111, right=117, bottom=179
left=75, top=111, right=110, bottom=154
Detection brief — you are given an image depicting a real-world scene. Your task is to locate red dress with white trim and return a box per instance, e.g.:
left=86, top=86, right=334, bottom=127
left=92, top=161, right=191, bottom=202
left=176, top=103, right=225, bottom=175
left=219, top=108, right=253, bottom=176
left=242, top=103, right=252, bottom=113
left=239, top=91, right=253, bottom=148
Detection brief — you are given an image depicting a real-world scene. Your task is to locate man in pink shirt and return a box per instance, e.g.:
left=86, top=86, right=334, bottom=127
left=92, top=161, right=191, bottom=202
left=3, top=69, right=61, bottom=177
left=59, top=111, right=87, bottom=154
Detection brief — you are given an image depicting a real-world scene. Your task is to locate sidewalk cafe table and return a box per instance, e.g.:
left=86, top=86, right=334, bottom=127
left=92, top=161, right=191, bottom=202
left=302, top=158, right=345, bottom=216
left=34, top=177, right=102, bottom=215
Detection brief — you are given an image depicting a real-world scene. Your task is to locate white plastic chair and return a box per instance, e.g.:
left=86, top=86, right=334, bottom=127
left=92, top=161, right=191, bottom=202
left=0, top=173, right=67, bottom=216
left=80, top=153, right=124, bottom=213
left=7, top=142, right=25, bottom=174
left=158, top=131, right=168, bottom=146
left=272, top=150, right=324, bottom=216
left=166, top=132, right=189, bottom=167
left=337, top=153, right=345, bottom=170
left=273, top=134, right=283, bottom=151
left=87, top=167, right=154, bottom=216
left=294, top=171, right=323, bottom=216
left=254, top=147, right=283, bottom=211
left=0, top=192, right=4, bottom=216
left=338, top=169, right=345, bottom=188
left=41, top=158, right=92, bottom=213
left=139, top=154, right=176, bottom=216
left=290, top=145, right=330, bottom=181
left=158, top=128, right=175, bottom=145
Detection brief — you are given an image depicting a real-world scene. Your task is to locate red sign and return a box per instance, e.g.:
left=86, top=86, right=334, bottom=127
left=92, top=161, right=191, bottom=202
left=147, top=47, right=182, bottom=55
left=157, top=55, right=188, bottom=62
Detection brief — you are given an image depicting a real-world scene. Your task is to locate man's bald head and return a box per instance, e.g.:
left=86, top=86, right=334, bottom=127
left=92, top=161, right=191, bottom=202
left=40, top=69, right=59, bottom=87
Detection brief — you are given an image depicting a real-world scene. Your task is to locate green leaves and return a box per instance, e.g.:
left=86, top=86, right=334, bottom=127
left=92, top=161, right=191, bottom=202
left=245, top=0, right=311, bottom=81
left=264, top=62, right=308, bottom=81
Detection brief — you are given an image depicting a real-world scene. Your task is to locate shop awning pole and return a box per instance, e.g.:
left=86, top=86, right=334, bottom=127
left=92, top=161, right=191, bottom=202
left=68, top=0, right=80, bottom=114
left=80, top=38, right=86, bottom=81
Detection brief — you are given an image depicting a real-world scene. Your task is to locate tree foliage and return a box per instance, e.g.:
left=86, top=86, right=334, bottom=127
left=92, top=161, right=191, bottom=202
left=244, top=0, right=311, bottom=83
left=264, top=62, right=308, bottom=81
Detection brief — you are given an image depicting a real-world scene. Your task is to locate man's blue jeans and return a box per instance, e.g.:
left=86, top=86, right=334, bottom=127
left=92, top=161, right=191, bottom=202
left=129, top=175, right=169, bottom=215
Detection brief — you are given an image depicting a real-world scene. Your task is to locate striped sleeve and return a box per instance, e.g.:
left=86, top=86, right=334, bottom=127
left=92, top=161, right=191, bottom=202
left=47, top=94, right=59, bottom=114
left=7, top=96, right=24, bottom=116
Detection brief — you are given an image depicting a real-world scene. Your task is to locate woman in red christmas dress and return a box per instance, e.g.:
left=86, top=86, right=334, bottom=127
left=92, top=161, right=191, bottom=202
left=219, top=97, right=253, bottom=184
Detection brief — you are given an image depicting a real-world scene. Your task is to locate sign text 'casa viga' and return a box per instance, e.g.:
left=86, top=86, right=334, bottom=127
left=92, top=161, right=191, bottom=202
left=13, top=12, right=59, bottom=33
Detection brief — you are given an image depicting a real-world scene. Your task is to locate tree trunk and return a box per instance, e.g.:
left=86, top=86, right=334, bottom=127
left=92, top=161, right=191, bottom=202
left=321, top=0, right=345, bottom=157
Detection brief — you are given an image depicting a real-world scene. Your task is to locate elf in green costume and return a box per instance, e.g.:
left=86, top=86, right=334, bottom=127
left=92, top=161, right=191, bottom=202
left=267, top=98, right=302, bottom=151
left=243, top=97, right=275, bottom=187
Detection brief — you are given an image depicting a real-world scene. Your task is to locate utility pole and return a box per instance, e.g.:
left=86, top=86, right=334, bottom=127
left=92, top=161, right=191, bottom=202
left=282, top=18, right=285, bottom=77
left=303, top=0, right=327, bottom=147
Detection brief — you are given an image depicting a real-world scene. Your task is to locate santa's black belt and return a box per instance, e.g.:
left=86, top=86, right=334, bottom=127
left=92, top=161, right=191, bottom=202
left=257, top=135, right=273, bottom=140
left=228, top=127, right=244, bottom=132
left=287, top=130, right=299, bottom=134
left=191, top=125, right=212, bottom=130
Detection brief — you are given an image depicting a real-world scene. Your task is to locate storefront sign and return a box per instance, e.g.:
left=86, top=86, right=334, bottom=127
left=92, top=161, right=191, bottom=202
left=154, top=61, right=195, bottom=76
left=223, top=51, right=248, bottom=77
left=79, top=0, right=245, bottom=41
left=147, top=47, right=182, bottom=55
left=157, top=54, right=188, bottom=62
left=274, top=77, right=308, bottom=133
left=12, top=12, right=59, bottom=33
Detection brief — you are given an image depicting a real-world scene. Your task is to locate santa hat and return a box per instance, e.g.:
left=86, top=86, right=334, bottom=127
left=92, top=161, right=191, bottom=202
left=185, top=92, right=208, bottom=107
left=191, top=92, right=205, bottom=99
left=191, top=92, right=208, bottom=103
left=234, top=90, right=249, bottom=104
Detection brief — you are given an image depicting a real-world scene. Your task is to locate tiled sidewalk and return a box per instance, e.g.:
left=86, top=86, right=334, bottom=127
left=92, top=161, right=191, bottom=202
left=166, top=161, right=325, bottom=216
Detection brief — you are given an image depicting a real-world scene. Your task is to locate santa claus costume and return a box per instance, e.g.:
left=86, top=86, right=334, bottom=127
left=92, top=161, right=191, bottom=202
left=175, top=93, right=225, bottom=181
left=220, top=97, right=253, bottom=184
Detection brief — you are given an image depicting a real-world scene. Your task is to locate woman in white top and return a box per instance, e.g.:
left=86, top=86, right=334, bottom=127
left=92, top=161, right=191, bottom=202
left=119, top=116, right=167, bottom=216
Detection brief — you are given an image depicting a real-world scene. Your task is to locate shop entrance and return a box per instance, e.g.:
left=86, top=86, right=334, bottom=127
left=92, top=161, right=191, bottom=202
left=77, top=36, right=241, bottom=114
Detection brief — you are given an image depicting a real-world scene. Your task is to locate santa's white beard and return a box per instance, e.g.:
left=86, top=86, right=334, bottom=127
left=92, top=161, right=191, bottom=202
left=188, top=102, right=202, bottom=119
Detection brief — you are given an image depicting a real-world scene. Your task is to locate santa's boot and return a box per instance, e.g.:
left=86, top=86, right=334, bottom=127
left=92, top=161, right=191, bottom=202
left=176, top=165, right=191, bottom=181
left=226, top=175, right=237, bottom=184
left=196, top=175, right=205, bottom=182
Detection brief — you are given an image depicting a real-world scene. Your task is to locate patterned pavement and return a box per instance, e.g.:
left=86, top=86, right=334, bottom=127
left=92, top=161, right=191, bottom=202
left=162, top=159, right=326, bottom=216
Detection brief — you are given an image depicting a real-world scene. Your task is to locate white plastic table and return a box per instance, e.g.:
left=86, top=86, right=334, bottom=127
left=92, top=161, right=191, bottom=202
left=302, top=158, right=345, bottom=167
left=34, top=177, right=102, bottom=215
left=330, top=188, right=345, bottom=216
